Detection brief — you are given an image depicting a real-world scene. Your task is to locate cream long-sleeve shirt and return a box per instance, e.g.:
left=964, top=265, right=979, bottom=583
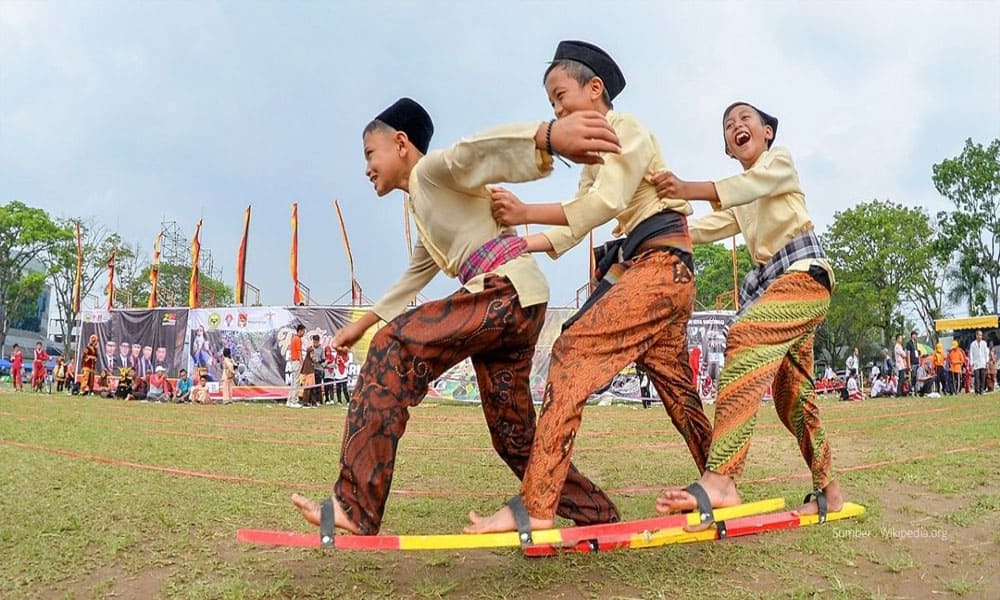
left=541, top=111, right=692, bottom=258
left=371, top=123, right=553, bottom=323
left=689, top=146, right=833, bottom=281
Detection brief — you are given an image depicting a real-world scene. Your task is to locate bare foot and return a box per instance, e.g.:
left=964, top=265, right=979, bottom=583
left=464, top=504, right=553, bottom=534
left=290, top=493, right=361, bottom=535
left=654, top=471, right=741, bottom=526
left=792, top=480, right=844, bottom=517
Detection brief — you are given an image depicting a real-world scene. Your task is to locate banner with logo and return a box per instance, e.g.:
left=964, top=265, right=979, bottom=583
left=686, top=311, right=737, bottom=404
left=186, top=306, right=371, bottom=400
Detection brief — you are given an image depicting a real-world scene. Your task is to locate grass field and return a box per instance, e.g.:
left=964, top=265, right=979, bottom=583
left=2, top=388, right=998, bottom=599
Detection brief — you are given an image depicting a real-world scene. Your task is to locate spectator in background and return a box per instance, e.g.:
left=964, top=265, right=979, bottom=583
left=894, top=335, right=908, bottom=397
left=115, top=369, right=133, bottom=399
left=915, top=358, right=935, bottom=397
left=845, top=368, right=862, bottom=401
left=969, top=330, right=989, bottom=395
left=905, top=331, right=920, bottom=396
left=947, top=341, right=966, bottom=395
left=870, top=373, right=894, bottom=398
left=175, top=368, right=193, bottom=403
left=53, top=358, right=66, bottom=393
left=190, top=375, right=210, bottom=404
left=62, top=360, right=75, bottom=394
left=845, top=348, right=859, bottom=378
left=332, top=350, right=353, bottom=405
left=130, top=369, right=148, bottom=401
left=286, top=324, right=305, bottom=408
left=987, top=346, right=997, bottom=392
left=147, top=366, right=171, bottom=402
left=993, top=342, right=1000, bottom=391
left=31, top=341, right=50, bottom=392
left=309, top=335, right=325, bottom=407
left=221, top=347, right=236, bottom=405
left=10, top=344, right=24, bottom=392
left=881, top=348, right=893, bottom=387
left=932, top=342, right=947, bottom=394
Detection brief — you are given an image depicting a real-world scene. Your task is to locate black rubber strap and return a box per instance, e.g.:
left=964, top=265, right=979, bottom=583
left=684, top=482, right=715, bottom=526
left=716, top=520, right=728, bottom=539
left=507, top=496, right=533, bottom=546
left=803, top=489, right=828, bottom=524
left=320, top=498, right=335, bottom=548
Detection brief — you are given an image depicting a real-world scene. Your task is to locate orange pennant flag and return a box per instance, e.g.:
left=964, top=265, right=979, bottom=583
left=291, top=203, right=302, bottom=305
left=236, top=205, right=251, bottom=304
left=148, top=230, right=163, bottom=308
left=189, top=220, right=202, bottom=308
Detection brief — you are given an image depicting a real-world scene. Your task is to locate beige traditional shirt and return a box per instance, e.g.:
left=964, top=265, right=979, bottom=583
left=541, top=111, right=692, bottom=257
left=689, top=146, right=834, bottom=280
left=372, top=123, right=553, bottom=322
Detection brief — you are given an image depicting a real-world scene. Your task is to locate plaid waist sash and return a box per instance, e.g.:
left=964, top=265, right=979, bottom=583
left=739, top=228, right=827, bottom=314
left=458, top=234, right=527, bottom=285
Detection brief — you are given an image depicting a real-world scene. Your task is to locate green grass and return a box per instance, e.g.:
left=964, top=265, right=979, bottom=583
left=2, top=390, right=999, bottom=599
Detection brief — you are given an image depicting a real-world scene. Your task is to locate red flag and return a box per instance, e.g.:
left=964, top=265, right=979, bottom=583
left=189, top=220, right=202, bottom=308
left=235, top=205, right=251, bottom=304
left=291, top=203, right=302, bottom=305
left=148, top=230, right=163, bottom=308
left=72, top=221, right=83, bottom=313
left=105, top=250, right=116, bottom=310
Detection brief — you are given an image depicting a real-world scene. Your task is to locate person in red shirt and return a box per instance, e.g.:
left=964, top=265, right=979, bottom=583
left=10, top=344, right=24, bottom=391
left=31, top=342, right=50, bottom=392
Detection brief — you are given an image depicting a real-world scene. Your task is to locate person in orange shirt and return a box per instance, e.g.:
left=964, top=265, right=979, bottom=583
left=931, top=342, right=946, bottom=394
left=286, top=324, right=305, bottom=408
left=947, top=341, right=966, bottom=395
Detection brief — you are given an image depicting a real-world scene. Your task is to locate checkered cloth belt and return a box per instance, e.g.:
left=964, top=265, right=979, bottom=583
left=739, top=229, right=827, bottom=315
left=458, top=234, right=527, bottom=285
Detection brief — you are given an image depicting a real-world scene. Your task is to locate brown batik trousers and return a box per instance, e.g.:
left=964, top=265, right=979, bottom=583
left=707, top=271, right=833, bottom=491
left=334, top=276, right=619, bottom=534
left=522, top=250, right=713, bottom=520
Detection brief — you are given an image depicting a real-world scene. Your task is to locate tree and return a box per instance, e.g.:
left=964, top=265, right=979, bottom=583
left=904, top=224, right=951, bottom=344
left=121, top=262, right=233, bottom=308
left=45, top=221, right=130, bottom=355
left=0, top=201, right=70, bottom=351
left=932, top=138, right=1000, bottom=314
left=945, top=253, right=989, bottom=317
left=691, top=241, right=753, bottom=311
left=822, top=200, right=934, bottom=349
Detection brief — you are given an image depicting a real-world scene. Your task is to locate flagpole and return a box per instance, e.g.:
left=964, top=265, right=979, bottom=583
left=148, top=230, right=163, bottom=308
left=73, top=221, right=83, bottom=314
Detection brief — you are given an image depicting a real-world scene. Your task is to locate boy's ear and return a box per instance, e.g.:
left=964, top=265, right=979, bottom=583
left=588, top=76, right=605, bottom=102
left=394, top=130, right=410, bottom=154
left=763, top=124, right=774, bottom=144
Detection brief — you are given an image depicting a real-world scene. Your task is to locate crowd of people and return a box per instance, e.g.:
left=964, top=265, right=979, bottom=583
left=823, top=330, right=1000, bottom=401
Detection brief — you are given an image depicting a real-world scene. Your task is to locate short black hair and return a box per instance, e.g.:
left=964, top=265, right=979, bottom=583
left=222, top=348, right=231, bottom=358
left=311, top=334, right=320, bottom=341
left=296, top=324, right=306, bottom=332
left=544, top=59, right=613, bottom=110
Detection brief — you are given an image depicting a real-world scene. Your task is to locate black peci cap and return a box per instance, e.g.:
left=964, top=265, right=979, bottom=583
left=375, top=97, right=434, bottom=154
left=552, top=40, right=626, bottom=100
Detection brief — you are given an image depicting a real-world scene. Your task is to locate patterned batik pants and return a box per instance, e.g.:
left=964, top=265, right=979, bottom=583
left=522, top=251, right=712, bottom=520
left=707, top=271, right=833, bottom=490
left=335, top=276, right=619, bottom=534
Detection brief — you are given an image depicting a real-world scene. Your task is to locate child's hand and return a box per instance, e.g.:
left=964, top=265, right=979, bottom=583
left=490, top=186, right=528, bottom=226
left=649, top=170, right=688, bottom=199
left=547, top=111, right=622, bottom=164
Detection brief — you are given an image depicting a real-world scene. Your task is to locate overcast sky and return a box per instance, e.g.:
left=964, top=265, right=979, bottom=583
left=2, top=1, right=998, bottom=310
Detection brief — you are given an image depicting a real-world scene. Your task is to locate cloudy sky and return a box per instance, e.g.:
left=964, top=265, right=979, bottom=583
left=2, top=1, right=998, bottom=310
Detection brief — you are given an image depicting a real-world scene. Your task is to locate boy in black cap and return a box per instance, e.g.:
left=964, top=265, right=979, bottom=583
left=467, top=40, right=712, bottom=535
left=650, top=102, right=844, bottom=525
left=291, top=97, right=624, bottom=536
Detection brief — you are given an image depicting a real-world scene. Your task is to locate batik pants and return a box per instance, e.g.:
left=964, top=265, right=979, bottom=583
left=521, top=251, right=712, bottom=520
left=706, top=271, right=833, bottom=491
left=335, top=276, right=618, bottom=534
